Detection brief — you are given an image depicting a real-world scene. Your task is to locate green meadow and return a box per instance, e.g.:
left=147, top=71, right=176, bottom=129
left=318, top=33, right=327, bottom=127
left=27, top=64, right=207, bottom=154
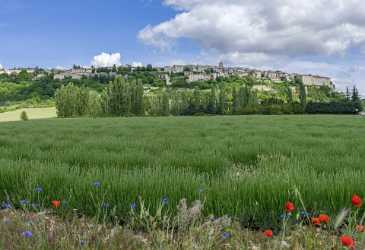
left=0, top=115, right=364, bottom=226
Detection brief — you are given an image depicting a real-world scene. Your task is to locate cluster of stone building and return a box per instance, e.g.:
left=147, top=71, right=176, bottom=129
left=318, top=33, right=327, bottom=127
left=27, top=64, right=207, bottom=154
left=0, top=62, right=333, bottom=88
left=163, top=62, right=333, bottom=88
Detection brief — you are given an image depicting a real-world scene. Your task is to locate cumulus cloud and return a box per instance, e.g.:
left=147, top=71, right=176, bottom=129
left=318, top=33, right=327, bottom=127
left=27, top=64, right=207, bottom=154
left=91, top=53, right=121, bottom=67
left=140, top=0, right=365, bottom=56
left=132, top=62, right=144, bottom=67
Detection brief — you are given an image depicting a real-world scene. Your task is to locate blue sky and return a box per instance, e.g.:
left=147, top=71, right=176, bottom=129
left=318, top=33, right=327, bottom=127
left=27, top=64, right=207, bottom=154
left=0, top=0, right=181, bottom=67
left=1, top=0, right=365, bottom=93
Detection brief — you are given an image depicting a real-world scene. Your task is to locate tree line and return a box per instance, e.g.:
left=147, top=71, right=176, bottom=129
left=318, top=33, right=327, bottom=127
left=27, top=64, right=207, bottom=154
left=55, top=77, right=363, bottom=118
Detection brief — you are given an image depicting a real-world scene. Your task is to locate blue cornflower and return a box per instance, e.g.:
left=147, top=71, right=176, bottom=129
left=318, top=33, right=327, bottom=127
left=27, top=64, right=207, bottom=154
left=22, top=231, right=33, bottom=238
left=161, top=196, right=169, bottom=206
left=222, top=232, right=231, bottom=240
left=130, top=202, right=137, bottom=210
left=300, top=211, right=311, bottom=218
left=93, top=181, right=101, bottom=188
left=279, top=213, right=292, bottom=220
left=80, top=240, right=86, bottom=246
left=101, top=202, right=110, bottom=209
left=35, top=186, right=43, bottom=193
left=1, top=201, right=12, bottom=210
left=20, top=199, right=29, bottom=206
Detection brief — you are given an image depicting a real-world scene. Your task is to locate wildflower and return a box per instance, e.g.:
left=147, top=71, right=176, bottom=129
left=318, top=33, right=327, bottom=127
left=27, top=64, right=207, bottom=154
left=22, top=231, right=33, bottom=238
left=299, top=211, right=311, bottom=218
left=130, top=202, right=137, bottom=210
left=51, top=200, right=61, bottom=208
left=161, top=196, right=169, bottom=206
left=352, top=194, right=363, bottom=208
left=35, top=186, right=43, bottom=193
left=356, top=224, right=365, bottom=233
left=318, top=214, right=330, bottom=224
left=311, top=217, right=321, bottom=226
left=1, top=201, right=12, bottom=210
left=279, top=213, right=291, bottom=220
left=101, top=202, right=110, bottom=209
left=80, top=240, right=86, bottom=246
left=93, top=181, right=101, bottom=188
left=198, top=187, right=204, bottom=194
left=20, top=199, right=29, bottom=206
left=263, top=229, right=273, bottom=238
left=222, top=232, right=231, bottom=240
left=340, top=235, right=355, bottom=249
left=284, top=201, right=295, bottom=213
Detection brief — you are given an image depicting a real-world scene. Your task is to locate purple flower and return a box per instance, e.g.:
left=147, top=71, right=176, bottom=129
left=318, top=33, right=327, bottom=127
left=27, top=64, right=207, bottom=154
left=80, top=240, right=86, bottom=246
left=101, top=202, right=110, bottom=209
left=222, top=232, right=231, bottom=240
left=93, top=181, right=101, bottom=188
left=130, top=202, right=137, bottom=210
left=20, top=199, right=29, bottom=206
left=1, top=201, right=12, bottom=209
left=161, top=196, right=169, bottom=206
left=35, top=186, right=43, bottom=193
left=22, top=231, right=33, bottom=238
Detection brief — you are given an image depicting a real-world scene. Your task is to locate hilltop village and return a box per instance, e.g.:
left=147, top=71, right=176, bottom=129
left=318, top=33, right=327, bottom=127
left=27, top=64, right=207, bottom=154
left=0, top=62, right=334, bottom=89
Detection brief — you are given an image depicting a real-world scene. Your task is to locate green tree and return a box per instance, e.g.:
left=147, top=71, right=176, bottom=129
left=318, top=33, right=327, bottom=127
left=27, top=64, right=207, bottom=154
left=162, top=91, right=170, bottom=116
left=297, top=78, right=307, bottom=112
left=20, top=111, right=29, bottom=121
left=101, top=77, right=132, bottom=116
left=232, top=87, right=240, bottom=114
left=55, top=83, right=90, bottom=117
left=351, top=86, right=363, bottom=112
left=217, top=85, right=227, bottom=115
left=207, top=87, right=217, bottom=114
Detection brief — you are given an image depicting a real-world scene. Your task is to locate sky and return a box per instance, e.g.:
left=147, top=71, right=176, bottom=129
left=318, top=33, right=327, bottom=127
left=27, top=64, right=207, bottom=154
left=1, top=0, right=365, bottom=94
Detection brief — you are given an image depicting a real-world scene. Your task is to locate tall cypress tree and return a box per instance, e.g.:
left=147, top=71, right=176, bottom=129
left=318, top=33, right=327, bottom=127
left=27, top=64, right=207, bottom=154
left=207, top=87, right=217, bottom=114
left=351, top=86, right=363, bottom=112
left=232, top=87, right=240, bottom=115
left=162, top=91, right=170, bottom=116
left=217, top=85, right=227, bottom=115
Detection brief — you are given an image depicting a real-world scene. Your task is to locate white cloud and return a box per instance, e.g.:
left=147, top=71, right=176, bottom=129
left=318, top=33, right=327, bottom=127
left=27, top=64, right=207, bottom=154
left=0, top=64, right=3, bottom=69
left=140, top=0, right=365, bottom=56
left=91, top=52, right=121, bottom=67
left=132, top=62, right=144, bottom=67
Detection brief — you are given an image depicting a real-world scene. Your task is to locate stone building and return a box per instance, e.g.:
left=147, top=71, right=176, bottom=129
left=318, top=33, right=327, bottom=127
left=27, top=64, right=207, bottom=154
left=296, top=75, right=333, bottom=87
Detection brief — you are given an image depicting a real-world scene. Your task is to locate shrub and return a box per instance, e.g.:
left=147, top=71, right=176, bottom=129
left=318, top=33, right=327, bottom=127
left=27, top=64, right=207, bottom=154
left=20, top=111, right=29, bottom=121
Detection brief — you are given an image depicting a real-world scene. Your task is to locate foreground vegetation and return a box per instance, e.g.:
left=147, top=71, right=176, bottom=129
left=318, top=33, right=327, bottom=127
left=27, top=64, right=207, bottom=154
left=0, top=115, right=364, bottom=227
left=1, top=196, right=365, bottom=249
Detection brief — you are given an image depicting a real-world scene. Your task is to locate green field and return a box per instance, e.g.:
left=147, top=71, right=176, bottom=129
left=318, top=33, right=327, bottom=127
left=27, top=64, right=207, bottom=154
left=0, top=115, right=364, bottom=226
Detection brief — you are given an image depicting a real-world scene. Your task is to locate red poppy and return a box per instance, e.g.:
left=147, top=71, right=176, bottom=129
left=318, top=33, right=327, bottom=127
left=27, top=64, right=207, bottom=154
left=352, top=195, right=363, bottom=208
left=51, top=200, right=61, bottom=208
left=285, top=201, right=295, bottom=213
left=311, top=217, right=321, bottom=226
left=263, top=230, right=273, bottom=238
left=340, top=235, right=355, bottom=249
left=318, top=214, right=330, bottom=224
left=356, top=224, right=365, bottom=233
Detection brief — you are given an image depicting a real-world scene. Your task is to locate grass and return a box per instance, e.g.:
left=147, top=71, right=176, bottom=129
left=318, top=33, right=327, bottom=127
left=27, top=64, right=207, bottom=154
left=0, top=107, right=56, bottom=122
left=0, top=115, right=364, bottom=227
